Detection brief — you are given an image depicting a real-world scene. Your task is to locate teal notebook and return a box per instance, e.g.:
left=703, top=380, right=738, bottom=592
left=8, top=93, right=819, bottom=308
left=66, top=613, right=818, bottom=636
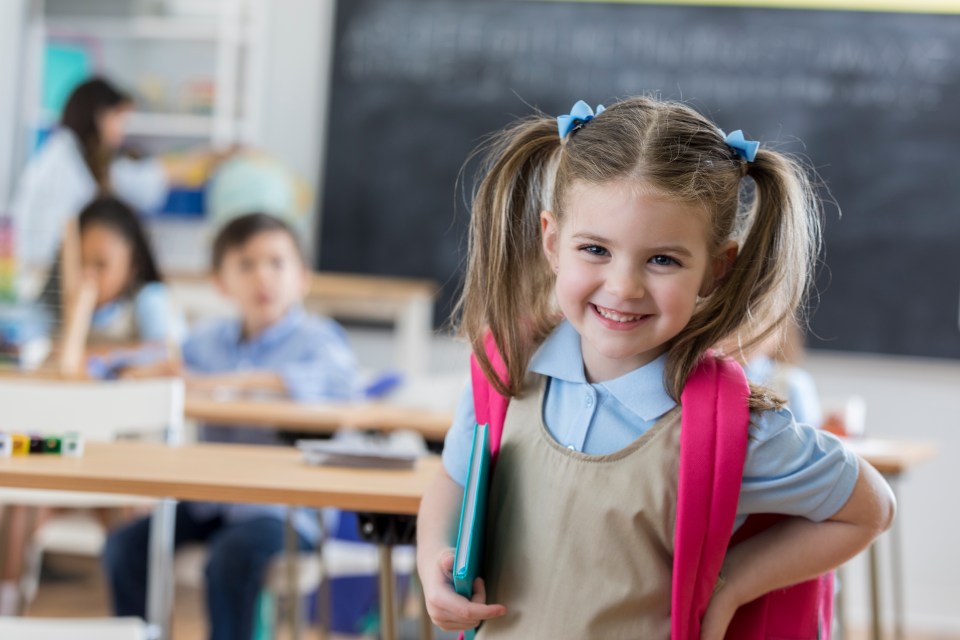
left=453, top=422, right=491, bottom=602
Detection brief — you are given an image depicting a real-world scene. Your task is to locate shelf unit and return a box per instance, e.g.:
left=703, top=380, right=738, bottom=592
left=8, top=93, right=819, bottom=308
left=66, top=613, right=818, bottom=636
left=11, top=0, right=271, bottom=271
left=19, top=0, right=267, bottom=150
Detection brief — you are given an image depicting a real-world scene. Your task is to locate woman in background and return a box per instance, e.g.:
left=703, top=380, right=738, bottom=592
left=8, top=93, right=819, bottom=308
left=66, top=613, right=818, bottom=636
left=9, top=76, right=219, bottom=269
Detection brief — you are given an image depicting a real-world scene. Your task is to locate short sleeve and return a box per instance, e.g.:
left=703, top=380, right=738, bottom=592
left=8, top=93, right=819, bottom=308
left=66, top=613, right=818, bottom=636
left=441, top=382, right=477, bottom=487
left=133, top=283, right=184, bottom=343
left=181, top=322, right=220, bottom=373
left=276, top=319, right=359, bottom=401
left=737, top=407, right=860, bottom=526
left=111, top=156, right=169, bottom=213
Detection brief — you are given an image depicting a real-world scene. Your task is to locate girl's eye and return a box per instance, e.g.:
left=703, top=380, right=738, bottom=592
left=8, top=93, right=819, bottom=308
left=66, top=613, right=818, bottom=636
left=580, top=244, right=610, bottom=257
left=650, top=255, right=679, bottom=267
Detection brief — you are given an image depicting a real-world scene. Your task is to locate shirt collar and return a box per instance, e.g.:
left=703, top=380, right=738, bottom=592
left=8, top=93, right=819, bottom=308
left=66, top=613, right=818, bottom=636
left=529, top=319, right=677, bottom=421
left=224, top=305, right=306, bottom=349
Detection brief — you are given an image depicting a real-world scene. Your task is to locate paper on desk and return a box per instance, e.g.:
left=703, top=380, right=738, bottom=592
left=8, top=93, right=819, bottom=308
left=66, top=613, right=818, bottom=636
left=297, top=430, right=425, bottom=469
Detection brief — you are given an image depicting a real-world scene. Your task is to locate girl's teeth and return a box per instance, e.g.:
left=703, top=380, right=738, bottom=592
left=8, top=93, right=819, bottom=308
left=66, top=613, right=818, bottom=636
left=596, top=305, right=641, bottom=322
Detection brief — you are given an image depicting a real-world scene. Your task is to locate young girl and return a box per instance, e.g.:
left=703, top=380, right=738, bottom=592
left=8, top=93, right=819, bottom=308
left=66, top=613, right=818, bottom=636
left=417, top=97, right=895, bottom=639
left=39, top=195, right=183, bottom=347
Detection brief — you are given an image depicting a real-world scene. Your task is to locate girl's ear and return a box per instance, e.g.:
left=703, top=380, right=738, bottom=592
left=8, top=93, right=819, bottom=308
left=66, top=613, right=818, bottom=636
left=541, top=210, right=560, bottom=272
left=699, top=240, right=738, bottom=297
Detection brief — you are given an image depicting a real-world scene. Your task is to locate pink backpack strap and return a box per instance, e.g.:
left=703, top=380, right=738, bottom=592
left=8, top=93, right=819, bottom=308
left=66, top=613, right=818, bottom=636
left=460, top=334, right=510, bottom=640
left=671, top=356, right=751, bottom=639
left=469, top=332, right=510, bottom=461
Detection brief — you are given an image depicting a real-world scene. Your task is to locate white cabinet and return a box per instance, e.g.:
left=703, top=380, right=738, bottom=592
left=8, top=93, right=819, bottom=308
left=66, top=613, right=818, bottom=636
left=23, top=0, right=268, bottom=151
left=10, top=0, right=271, bottom=271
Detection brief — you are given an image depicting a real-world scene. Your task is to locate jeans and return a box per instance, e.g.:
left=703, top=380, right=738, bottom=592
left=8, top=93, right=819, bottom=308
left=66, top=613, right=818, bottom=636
left=102, top=502, right=312, bottom=640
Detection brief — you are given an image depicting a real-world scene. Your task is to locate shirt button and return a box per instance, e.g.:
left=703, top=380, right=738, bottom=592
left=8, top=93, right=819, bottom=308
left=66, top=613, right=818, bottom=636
left=585, top=394, right=594, bottom=407
left=567, top=444, right=576, bottom=451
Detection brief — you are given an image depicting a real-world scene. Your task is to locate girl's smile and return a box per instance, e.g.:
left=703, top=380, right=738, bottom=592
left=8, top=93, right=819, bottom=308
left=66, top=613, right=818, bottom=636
left=590, top=303, right=651, bottom=329
left=542, top=179, right=720, bottom=382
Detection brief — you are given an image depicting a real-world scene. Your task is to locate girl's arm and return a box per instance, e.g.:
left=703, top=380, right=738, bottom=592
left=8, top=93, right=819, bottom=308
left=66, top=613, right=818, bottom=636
left=417, top=466, right=506, bottom=631
left=701, top=458, right=895, bottom=640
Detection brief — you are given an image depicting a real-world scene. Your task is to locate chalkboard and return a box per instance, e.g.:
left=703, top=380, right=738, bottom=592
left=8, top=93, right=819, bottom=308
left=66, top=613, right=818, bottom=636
left=318, top=0, right=960, bottom=359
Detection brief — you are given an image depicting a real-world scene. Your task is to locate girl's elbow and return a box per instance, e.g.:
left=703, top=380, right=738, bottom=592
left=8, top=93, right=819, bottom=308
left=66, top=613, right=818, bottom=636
left=875, top=482, right=897, bottom=534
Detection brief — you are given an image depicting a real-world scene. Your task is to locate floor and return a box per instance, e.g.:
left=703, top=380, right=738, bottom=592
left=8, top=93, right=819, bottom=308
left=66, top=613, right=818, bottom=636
left=23, top=552, right=957, bottom=640
left=26, top=552, right=455, bottom=640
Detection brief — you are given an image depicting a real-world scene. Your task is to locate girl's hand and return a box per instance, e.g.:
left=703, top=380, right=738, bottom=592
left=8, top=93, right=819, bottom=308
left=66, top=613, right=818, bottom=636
left=423, top=548, right=506, bottom=632
left=699, top=584, right=739, bottom=640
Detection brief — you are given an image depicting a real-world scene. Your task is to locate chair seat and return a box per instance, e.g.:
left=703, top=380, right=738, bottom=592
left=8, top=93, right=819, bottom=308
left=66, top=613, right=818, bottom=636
left=33, top=511, right=109, bottom=556
left=0, top=616, right=147, bottom=640
left=174, top=543, right=324, bottom=595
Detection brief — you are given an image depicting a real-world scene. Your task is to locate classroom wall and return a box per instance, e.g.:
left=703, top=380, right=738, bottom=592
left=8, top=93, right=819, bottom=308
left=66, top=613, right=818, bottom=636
left=258, top=0, right=336, bottom=257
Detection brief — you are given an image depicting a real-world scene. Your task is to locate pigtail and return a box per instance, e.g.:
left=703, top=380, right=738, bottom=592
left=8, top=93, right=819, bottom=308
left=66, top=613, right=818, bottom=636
left=457, top=116, right=562, bottom=398
left=666, top=148, right=821, bottom=410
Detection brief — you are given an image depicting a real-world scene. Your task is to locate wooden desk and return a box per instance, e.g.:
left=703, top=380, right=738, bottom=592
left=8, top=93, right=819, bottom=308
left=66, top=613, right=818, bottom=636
left=844, top=437, right=936, bottom=475
left=185, top=394, right=454, bottom=441
left=0, top=441, right=439, bottom=514
left=0, top=442, right=440, bottom=640
left=841, top=437, right=937, bottom=640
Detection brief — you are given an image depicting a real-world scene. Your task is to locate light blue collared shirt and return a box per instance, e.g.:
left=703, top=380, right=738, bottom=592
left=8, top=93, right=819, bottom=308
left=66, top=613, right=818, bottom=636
left=442, top=321, right=858, bottom=530
left=183, top=306, right=359, bottom=542
left=90, top=282, right=185, bottom=344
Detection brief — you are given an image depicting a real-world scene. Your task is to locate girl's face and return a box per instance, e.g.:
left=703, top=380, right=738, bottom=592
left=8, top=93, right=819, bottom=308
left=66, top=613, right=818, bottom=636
left=81, top=224, right=135, bottom=306
left=97, top=105, right=131, bottom=149
left=542, top=179, right=732, bottom=382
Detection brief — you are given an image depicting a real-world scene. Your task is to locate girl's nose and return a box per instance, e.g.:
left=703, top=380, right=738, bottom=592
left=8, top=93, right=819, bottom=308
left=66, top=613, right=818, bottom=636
left=605, top=264, right=644, bottom=299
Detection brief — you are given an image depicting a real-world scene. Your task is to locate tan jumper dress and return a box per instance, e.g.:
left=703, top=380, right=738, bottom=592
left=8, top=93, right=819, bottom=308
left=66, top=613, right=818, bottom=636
left=477, top=374, right=682, bottom=639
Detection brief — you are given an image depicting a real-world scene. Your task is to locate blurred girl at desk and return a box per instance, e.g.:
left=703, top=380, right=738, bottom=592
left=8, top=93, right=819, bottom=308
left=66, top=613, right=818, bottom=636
left=0, top=197, right=184, bottom=615
left=9, top=76, right=224, bottom=270
left=106, top=212, right=358, bottom=640
left=38, top=195, right=184, bottom=349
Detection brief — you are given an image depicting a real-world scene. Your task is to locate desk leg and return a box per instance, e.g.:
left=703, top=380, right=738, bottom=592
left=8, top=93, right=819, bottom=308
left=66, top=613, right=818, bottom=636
left=147, top=498, right=177, bottom=640
left=285, top=508, right=302, bottom=640
left=889, top=480, right=905, bottom=640
left=379, top=543, right=398, bottom=640
left=868, top=540, right=882, bottom=640
left=834, top=564, right=847, bottom=640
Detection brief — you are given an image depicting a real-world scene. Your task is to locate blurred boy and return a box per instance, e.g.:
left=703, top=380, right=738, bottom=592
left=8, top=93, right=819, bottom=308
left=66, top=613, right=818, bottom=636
left=103, top=212, right=358, bottom=640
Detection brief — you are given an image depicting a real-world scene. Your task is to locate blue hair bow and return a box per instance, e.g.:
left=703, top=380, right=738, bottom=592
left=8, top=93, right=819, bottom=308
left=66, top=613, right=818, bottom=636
left=557, top=100, right=605, bottom=139
left=722, top=129, right=760, bottom=162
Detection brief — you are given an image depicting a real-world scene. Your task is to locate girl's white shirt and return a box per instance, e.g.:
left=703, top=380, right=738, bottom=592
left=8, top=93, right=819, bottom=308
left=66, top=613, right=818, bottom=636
left=9, top=128, right=169, bottom=268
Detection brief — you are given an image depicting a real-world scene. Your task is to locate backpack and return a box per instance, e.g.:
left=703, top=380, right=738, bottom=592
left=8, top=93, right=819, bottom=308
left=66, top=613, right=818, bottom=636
left=469, top=334, right=833, bottom=639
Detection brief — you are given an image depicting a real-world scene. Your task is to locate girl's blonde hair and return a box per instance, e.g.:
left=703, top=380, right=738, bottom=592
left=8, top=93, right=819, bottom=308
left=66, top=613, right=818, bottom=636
left=458, top=96, right=821, bottom=409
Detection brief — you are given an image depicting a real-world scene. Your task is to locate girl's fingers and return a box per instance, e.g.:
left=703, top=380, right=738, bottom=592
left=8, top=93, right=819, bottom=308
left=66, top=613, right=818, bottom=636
left=426, top=581, right=506, bottom=630
left=438, top=548, right=455, bottom=580
left=471, top=578, right=507, bottom=617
